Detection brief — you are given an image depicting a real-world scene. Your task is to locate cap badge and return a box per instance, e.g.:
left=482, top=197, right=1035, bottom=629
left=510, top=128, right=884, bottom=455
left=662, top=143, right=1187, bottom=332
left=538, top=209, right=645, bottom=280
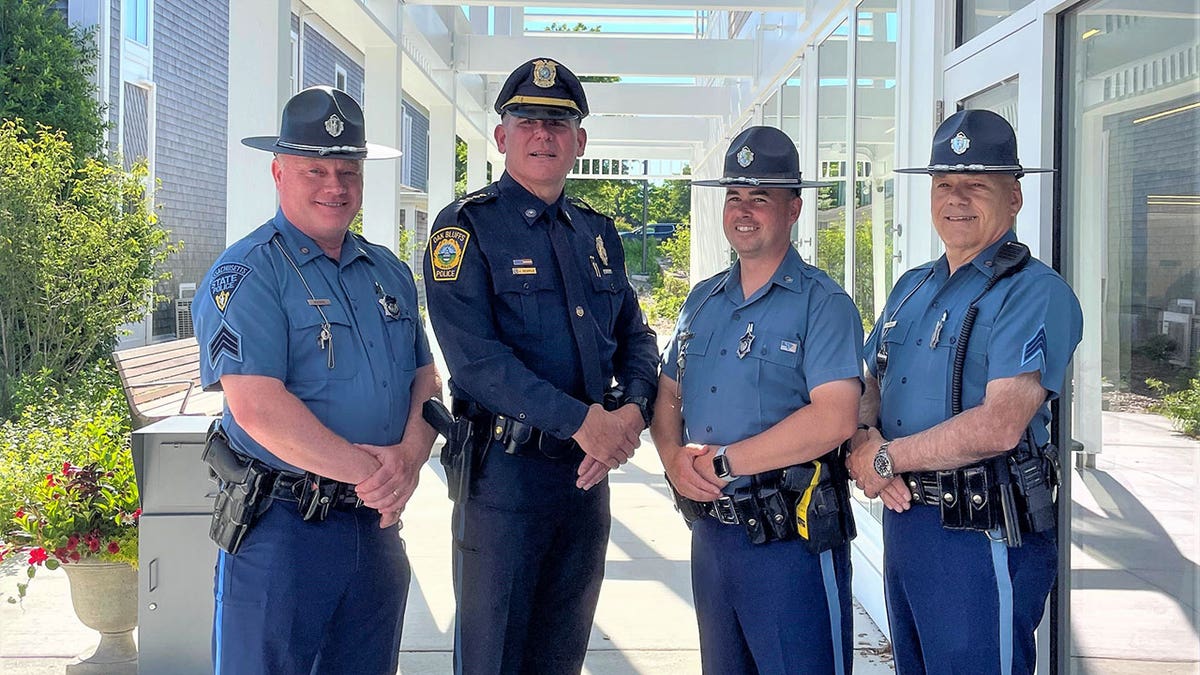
left=950, top=131, right=970, bottom=155
left=532, top=60, right=558, bottom=88
left=595, top=235, right=609, bottom=266
left=736, top=146, right=754, bottom=168
left=325, top=114, right=344, bottom=138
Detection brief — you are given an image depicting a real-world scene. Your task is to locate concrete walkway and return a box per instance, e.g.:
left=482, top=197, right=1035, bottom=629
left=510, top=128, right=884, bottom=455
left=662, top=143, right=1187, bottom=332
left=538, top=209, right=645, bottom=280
left=0, top=431, right=895, bottom=674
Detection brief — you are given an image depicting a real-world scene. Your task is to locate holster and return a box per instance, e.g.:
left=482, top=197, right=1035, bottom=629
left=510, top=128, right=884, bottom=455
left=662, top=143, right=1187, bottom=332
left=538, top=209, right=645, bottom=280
left=663, top=473, right=709, bottom=526
left=424, top=399, right=480, bottom=503
left=782, top=446, right=857, bottom=554
left=202, top=422, right=272, bottom=554
left=1008, top=438, right=1059, bottom=535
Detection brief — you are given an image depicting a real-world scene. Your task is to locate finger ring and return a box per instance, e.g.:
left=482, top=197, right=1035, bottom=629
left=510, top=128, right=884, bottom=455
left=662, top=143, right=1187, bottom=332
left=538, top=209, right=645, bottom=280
left=393, top=489, right=401, bottom=496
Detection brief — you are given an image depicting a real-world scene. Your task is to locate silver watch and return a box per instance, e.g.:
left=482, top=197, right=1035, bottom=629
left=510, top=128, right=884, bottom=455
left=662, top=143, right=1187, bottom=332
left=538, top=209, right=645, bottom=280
left=873, top=441, right=894, bottom=480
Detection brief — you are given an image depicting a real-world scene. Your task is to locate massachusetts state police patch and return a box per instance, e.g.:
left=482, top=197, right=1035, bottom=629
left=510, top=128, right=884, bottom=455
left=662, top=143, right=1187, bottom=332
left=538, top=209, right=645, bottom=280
left=429, top=227, right=470, bottom=282
left=210, top=262, right=252, bottom=313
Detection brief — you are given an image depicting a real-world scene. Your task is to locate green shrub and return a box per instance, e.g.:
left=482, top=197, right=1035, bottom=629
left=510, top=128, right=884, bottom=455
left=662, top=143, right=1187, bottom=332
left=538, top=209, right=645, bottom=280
left=1147, top=376, right=1200, bottom=438
left=1133, top=335, right=1178, bottom=363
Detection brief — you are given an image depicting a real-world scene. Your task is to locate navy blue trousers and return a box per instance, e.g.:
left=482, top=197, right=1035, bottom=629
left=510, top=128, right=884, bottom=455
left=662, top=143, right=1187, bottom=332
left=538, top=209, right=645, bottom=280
left=883, top=505, right=1056, bottom=675
left=212, top=499, right=410, bottom=675
left=452, top=446, right=610, bottom=675
left=691, top=518, right=854, bottom=675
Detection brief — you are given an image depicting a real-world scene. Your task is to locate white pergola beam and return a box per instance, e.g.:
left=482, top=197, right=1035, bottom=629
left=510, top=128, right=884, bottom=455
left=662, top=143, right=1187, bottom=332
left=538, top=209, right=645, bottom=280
left=460, top=34, right=756, bottom=78
left=581, top=144, right=695, bottom=161
left=585, top=83, right=732, bottom=117
left=583, top=115, right=709, bottom=144
left=410, top=0, right=809, bottom=10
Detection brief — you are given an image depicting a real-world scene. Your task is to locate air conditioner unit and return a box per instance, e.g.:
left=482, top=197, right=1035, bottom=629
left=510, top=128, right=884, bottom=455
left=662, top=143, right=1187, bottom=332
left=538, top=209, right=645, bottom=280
left=176, top=283, right=197, bottom=339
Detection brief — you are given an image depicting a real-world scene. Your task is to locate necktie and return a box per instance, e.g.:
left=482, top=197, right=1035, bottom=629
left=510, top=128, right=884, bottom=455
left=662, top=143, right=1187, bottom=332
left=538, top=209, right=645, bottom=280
left=547, top=210, right=606, bottom=403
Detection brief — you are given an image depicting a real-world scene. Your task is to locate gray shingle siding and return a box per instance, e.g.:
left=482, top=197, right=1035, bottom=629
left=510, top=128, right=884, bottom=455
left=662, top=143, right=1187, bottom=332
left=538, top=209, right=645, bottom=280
left=403, top=100, right=428, bottom=191
left=108, top=0, right=120, bottom=152
left=151, top=0, right=228, bottom=336
left=300, top=23, right=364, bottom=102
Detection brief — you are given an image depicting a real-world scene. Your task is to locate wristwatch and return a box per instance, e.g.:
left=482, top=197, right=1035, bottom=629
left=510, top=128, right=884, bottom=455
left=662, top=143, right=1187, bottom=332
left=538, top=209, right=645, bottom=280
left=625, top=395, right=653, bottom=429
left=873, top=441, right=894, bottom=480
left=712, top=445, right=738, bottom=483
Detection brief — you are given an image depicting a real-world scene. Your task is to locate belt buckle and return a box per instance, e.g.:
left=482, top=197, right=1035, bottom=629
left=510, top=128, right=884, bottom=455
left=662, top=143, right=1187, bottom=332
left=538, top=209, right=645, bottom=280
left=712, top=496, right=739, bottom=525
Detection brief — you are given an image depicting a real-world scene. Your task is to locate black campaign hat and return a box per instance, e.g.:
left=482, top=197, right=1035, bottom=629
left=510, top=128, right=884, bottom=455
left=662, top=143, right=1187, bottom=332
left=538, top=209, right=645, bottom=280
left=241, top=86, right=401, bottom=160
left=895, top=109, right=1052, bottom=177
left=693, top=126, right=831, bottom=189
left=494, top=58, right=589, bottom=120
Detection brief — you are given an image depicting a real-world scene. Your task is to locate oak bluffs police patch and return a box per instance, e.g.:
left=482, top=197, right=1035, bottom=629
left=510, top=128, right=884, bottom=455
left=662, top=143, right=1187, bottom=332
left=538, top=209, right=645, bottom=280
left=429, top=227, right=470, bottom=282
left=210, top=262, right=252, bottom=313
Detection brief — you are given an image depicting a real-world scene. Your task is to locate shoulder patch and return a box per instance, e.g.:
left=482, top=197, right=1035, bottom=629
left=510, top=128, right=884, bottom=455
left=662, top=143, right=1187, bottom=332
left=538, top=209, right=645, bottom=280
left=209, top=262, right=252, bottom=313
left=429, top=227, right=471, bottom=282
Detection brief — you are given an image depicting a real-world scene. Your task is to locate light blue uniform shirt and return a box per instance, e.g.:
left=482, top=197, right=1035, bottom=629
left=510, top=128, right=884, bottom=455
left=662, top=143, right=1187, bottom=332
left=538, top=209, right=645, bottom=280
left=663, top=246, right=864, bottom=454
left=194, top=210, right=433, bottom=472
left=864, top=231, right=1082, bottom=448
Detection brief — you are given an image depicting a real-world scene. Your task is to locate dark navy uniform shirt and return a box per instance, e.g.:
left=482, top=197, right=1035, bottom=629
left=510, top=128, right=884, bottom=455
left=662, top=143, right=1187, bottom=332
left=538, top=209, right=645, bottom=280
left=423, top=173, right=659, bottom=440
left=663, top=246, right=864, bottom=450
left=864, top=231, right=1082, bottom=447
left=194, top=210, right=433, bottom=472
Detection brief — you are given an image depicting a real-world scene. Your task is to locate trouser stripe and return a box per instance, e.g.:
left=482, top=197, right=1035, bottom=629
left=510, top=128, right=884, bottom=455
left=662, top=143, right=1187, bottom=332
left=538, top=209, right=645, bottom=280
left=989, top=532, right=1014, bottom=675
left=819, top=549, right=846, bottom=675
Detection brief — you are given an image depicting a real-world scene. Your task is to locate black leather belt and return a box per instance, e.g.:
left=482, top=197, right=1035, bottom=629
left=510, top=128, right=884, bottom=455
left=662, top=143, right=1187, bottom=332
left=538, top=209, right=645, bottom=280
left=905, top=472, right=944, bottom=506
left=269, top=473, right=364, bottom=509
left=453, top=399, right=581, bottom=461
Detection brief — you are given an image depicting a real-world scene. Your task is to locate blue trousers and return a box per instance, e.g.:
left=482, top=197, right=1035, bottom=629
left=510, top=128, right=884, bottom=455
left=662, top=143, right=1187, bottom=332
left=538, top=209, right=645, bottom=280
left=452, top=446, right=610, bottom=675
left=691, top=518, right=854, bottom=675
left=883, top=505, right=1056, bottom=675
left=212, top=499, right=410, bottom=675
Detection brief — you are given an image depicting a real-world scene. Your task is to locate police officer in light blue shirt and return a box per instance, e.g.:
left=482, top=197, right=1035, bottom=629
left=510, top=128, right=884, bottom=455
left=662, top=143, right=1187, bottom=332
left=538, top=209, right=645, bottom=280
left=193, top=86, right=440, bottom=673
left=423, top=58, right=659, bottom=674
left=846, top=110, right=1083, bottom=675
left=652, top=126, right=863, bottom=674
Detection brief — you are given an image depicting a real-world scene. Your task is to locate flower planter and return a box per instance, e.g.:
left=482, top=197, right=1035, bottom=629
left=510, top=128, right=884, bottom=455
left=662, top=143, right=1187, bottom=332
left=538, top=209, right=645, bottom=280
left=62, top=559, right=138, bottom=674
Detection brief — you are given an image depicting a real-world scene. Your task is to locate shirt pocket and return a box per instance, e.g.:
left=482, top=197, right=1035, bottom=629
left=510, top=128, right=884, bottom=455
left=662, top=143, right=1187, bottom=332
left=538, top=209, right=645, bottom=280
left=492, top=270, right=555, bottom=337
left=875, top=319, right=912, bottom=382
left=287, top=304, right=359, bottom=382
left=382, top=304, right=418, bottom=372
left=747, top=331, right=801, bottom=369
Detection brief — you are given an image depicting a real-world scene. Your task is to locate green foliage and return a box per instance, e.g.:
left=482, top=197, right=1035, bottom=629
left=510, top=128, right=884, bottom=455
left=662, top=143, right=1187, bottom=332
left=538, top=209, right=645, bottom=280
left=1133, top=335, right=1177, bottom=363
left=0, top=0, right=106, bottom=162
left=1147, top=376, right=1200, bottom=438
left=816, top=210, right=892, bottom=333
left=567, top=178, right=690, bottom=231
left=0, top=360, right=139, bottom=602
left=0, top=120, right=173, bottom=418
left=645, top=226, right=691, bottom=326
left=622, top=236, right=660, bottom=279
left=455, top=136, right=468, bottom=198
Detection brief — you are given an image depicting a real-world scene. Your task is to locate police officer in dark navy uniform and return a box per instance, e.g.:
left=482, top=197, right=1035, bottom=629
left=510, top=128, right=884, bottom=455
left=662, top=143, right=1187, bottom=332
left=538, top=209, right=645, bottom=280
left=653, top=126, right=862, bottom=674
left=846, top=110, right=1083, bottom=674
left=423, top=58, right=659, bottom=674
left=193, top=86, right=441, bottom=673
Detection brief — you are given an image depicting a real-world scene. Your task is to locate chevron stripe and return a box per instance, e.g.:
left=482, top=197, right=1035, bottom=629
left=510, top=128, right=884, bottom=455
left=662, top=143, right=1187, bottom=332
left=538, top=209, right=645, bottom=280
left=1021, top=326, right=1047, bottom=367
left=208, top=322, right=243, bottom=366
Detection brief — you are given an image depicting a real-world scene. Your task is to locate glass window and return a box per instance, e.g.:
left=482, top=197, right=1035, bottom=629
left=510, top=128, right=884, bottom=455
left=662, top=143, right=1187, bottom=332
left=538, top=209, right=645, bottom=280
left=957, top=0, right=1033, bottom=45
left=815, top=19, right=849, bottom=292
left=961, top=77, right=1018, bottom=127
left=124, top=0, right=148, bottom=44
left=1062, top=0, right=1199, bottom=669
left=780, top=66, right=803, bottom=146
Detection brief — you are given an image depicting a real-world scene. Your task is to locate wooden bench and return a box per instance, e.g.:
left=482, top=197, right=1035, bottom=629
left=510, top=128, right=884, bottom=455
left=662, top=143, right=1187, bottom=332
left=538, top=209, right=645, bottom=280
left=112, top=337, right=224, bottom=427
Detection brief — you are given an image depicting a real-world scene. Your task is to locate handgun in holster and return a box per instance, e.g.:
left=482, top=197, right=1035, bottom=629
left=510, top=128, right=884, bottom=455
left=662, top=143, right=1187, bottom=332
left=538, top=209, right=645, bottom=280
left=423, top=398, right=477, bottom=503
left=663, top=473, right=708, bottom=527
left=201, top=421, right=272, bottom=554
left=1008, top=434, right=1059, bottom=535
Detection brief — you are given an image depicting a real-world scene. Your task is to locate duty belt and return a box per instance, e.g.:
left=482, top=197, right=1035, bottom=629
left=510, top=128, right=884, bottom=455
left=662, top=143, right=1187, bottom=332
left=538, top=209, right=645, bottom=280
left=269, top=472, right=364, bottom=510
left=452, top=398, right=581, bottom=461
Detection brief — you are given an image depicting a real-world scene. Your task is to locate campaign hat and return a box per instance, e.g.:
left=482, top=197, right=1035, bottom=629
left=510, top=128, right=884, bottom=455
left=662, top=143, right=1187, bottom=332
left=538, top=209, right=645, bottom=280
left=693, top=126, right=830, bottom=189
left=495, top=57, right=589, bottom=120
left=895, top=109, right=1052, bottom=177
left=241, top=86, right=401, bottom=160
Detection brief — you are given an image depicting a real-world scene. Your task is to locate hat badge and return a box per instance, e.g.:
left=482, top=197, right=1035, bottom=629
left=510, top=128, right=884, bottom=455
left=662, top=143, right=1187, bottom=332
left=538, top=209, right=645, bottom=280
left=736, top=146, right=754, bottom=168
left=532, top=60, right=558, bottom=88
left=325, top=114, right=344, bottom=138
left=949, top=131, right=970, bottom=155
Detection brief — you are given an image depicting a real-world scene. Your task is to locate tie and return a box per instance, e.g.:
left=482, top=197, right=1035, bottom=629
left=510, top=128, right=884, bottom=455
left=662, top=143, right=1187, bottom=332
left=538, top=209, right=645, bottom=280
left=547, top=211, right=606, bottom=403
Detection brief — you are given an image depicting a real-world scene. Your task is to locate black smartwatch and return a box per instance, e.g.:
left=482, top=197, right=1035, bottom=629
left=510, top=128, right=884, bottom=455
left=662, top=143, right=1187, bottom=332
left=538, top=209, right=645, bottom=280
left=624, top=395, right=653, bottom=428
left=712, top=445, right=738, bottom=483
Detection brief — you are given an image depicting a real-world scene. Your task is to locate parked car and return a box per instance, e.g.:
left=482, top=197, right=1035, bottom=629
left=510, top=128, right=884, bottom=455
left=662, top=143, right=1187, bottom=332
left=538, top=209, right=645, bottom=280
left=619, top=223, right=678, bottom=242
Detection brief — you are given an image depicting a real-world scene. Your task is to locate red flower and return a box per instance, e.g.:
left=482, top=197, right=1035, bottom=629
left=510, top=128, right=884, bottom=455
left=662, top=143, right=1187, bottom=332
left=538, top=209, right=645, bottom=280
left=28, top=548, right=49, bottom=565
left=13, top=508, right=24, bottom=519
left=106, top=541, right=120, bottom=554
left=131, top=508, right=142, bottom=521
left=66, top=535, right=78, bottom=551
left=62, top=461, right=72, bottom=475
left=87, top=539, right=100, bottom=553
left=68, top=551, right=80, bottom=562
left=45, top=474, right=56, bottom=486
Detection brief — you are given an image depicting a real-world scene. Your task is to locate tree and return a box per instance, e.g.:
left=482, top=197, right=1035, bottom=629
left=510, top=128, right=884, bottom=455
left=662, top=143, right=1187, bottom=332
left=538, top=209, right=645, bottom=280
left=0, top=0, right=106, bottom=162
left=0, top=121, right=172, bottom=418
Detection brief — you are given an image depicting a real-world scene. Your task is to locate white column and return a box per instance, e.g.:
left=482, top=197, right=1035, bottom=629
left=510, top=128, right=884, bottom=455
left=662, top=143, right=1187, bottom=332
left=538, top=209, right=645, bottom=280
left=466, top=135, right=489, bottom=192
left=427, top=102, right=457, bottom=228
left=363, top=37, right=403, bottom=252
left=225, top=0, right=291, bottom=244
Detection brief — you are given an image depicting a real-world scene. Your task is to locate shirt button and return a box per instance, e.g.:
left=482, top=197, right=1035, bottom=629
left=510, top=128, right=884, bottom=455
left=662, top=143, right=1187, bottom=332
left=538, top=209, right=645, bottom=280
left=916, top=338, right=923, bottom=345
left=523, top=282, right=530, bottom=289
left=524, top=209, right=537, bottom=218
left=300, top=247, right=310, bottom=254
left=720, top=349, right=727, bottom=355
left=932, top=301, right=939, bottom=308
left=706, top=425, right=713, bottom=432
left=576, top=306, right=585, bottom=317
left=949, top=337, right=957, bottom=344
left=733, top=312, right=741, bottom=320
left=896, top=419, right=903, bottom=427
left=784, top=275, right=793, bottom=283
left=368, top=341, right=375, bottom=348
left=382, top=381, right=388, bottom=388
left=710, top=386, right=717, bottom=393
left=901, top=377, right=907, bottom=384
left=519, top=413, right=527, bottom=420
